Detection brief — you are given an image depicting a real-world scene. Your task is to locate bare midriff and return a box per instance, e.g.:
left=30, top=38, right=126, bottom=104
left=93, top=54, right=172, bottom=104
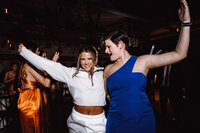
left=74, top=105, right=104, bottom=115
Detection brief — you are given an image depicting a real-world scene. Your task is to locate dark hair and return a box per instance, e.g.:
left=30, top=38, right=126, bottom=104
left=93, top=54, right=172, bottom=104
left=9, top=62, right=18, bottom=71
left=72, top=46, right=97, bottom=78
left=101, top=29, right=130, bottom=50
left=39, top=49, right=48, bottom=59
left=39, top=50, right=44, bottom=56
left=23, top=42, right=38, bottom=53
left=16, top=42, right=39, bottom=86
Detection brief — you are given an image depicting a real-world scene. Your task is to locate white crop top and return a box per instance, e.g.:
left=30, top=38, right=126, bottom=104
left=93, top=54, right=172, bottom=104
left=20, top=47, right=106, bottom=106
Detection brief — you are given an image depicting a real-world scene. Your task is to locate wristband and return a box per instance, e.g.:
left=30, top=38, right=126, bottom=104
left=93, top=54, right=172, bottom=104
left=181, top=22, right=192, bottom=27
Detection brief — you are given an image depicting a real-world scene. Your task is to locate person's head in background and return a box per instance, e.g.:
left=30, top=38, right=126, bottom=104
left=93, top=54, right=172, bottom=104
left=39, top=49, right=47, bottom=59
left=24, top=42, right=39, bottom=54
left=9, top=62, right=18, bottom=72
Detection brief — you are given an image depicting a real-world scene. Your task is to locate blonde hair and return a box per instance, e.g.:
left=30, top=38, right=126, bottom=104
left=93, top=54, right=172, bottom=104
left=72, top=46, right=97, bottom=79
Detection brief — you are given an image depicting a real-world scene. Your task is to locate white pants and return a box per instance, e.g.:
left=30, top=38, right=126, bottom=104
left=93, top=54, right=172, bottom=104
left=67, top=107, right=106, bottom=133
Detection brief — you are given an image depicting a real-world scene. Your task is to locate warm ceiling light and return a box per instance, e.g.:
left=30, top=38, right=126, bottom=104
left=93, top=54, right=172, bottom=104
left=7, top=40, right=9, bottom=43
left=5, top=8, right=8, bottom=14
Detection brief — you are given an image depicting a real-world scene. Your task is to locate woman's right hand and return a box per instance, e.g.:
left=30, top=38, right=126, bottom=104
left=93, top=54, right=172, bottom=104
left=18, top=43, right=24, bottom=53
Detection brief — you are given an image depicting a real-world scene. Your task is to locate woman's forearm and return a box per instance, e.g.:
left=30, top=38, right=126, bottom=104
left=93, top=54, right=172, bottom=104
left=175, top=26, right=190, bottom=59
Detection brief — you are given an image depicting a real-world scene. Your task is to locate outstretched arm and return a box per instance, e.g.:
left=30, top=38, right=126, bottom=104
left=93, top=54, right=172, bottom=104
left=18, top=44, right=73, bottom=84
left=144, top=0, right=191, bottom=69
left=26, top=65, right=51, bottom=88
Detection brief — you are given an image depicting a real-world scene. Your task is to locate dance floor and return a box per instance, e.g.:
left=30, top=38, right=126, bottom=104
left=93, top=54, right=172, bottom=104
left=0, top=89, right=194, bottom=133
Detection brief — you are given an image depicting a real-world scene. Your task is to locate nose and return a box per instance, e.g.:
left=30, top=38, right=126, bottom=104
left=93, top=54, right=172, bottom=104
left=85, top=59, right=89, bottom=64
left=105, top=47, right=109, bottom=54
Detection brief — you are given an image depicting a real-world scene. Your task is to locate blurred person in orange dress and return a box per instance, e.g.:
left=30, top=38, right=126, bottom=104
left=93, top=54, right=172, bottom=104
left=17, top=44, right=51, bottom=133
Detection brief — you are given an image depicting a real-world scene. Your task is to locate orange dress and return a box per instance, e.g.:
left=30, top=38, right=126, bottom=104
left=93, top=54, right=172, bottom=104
left=17, top=79, right=44, bottom=133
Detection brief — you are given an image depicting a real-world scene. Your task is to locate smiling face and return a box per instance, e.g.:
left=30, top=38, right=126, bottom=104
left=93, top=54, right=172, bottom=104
left=80, top=51, right=95, bottom=72
left=105, top=39, right=121, bottom=61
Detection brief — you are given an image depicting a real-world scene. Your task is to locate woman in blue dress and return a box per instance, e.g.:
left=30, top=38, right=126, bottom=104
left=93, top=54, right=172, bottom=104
left=102, top=0, right=191, bottom=132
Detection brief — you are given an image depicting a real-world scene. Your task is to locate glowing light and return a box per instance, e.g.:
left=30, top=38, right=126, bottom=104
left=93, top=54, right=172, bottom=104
left=7, top=40, right=9, bottom=43
left=176, top=28, right=179, bottom=32
left=154, top=74, right=157, bottom=84
left=5, top=8, right=8, bottom=14
left=150, top=45, right=155, bottom=55
left=10, top=44, right=12, bottom=47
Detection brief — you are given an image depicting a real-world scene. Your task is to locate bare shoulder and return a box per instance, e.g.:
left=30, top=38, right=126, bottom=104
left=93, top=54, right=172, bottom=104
left=104, top=63, right=114, bottom=72
left=135, top=55, right=149, bottom=66
left=22, top=63, right=33, bottom=73
left=23, top=63, right=28, bottom=68
left=103, top=63, right=114, bottom=78
left=5, top=71, right=10, bottom=75
left=137, top=54, right=150, bottom=62
left=134, top=55, right=151, bottom=75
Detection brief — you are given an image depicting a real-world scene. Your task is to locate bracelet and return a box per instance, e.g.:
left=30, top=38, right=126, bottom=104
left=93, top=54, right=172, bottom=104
left=181, top=22, right=192, bottom=27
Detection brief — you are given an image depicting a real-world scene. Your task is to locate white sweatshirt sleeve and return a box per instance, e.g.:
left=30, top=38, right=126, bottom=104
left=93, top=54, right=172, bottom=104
left=20, top=47, right=73, bottom=84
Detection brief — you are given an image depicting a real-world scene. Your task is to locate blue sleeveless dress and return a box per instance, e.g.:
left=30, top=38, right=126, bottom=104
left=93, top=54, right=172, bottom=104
left=106, top=56, right=156, bottom=133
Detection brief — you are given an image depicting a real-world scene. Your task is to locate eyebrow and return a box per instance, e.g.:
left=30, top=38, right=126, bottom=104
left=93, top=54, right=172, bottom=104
left=80, top=57, right=93, bottom=60
left=81, top=57, right=93, bottom=59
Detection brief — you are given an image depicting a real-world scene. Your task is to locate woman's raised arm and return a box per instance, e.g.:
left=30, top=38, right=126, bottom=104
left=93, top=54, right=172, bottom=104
left=144, top=0, right=191, bottom=69
left=18, top=44, right=73, bottom=84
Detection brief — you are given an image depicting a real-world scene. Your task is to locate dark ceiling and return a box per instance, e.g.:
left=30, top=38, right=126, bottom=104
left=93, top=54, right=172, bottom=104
left=1, top=0, right=200, bottom=47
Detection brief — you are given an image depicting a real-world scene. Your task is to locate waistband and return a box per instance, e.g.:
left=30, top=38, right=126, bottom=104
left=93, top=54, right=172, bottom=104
left=72, top=107, right=105, bottom=118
